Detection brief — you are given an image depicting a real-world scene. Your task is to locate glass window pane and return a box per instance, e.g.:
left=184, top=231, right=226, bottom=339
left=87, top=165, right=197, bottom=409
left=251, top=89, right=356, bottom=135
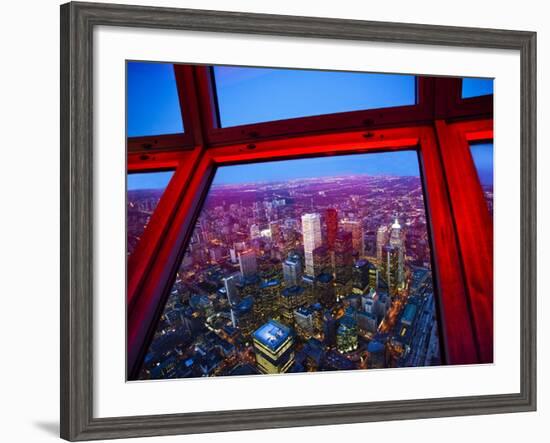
left=469, top=142, right=494, bottom=216
left=213, top=66, right=417, bottom=127
left=132, top=150, right=447, bottom=381
left=127, top=171, right=174, bottom=256
left=461, top=78, right=494, bottom=99
left=127, top=62, right=184, bottom=137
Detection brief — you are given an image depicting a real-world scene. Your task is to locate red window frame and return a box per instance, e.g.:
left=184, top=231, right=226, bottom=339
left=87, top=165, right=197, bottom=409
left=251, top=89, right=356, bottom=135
left=126, top=64, right=494, bottom=379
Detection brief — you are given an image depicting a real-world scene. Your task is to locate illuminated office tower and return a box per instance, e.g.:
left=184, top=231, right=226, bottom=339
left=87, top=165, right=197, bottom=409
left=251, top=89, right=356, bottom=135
left=326, top=208, right=338, bottom=250
left=341, top=219, right=365, bottom=257
left=230, top=296, right=255, bottom=335
left=223, top=273, right=240, bottom=306
left=376, top=225, right=389, bottom=261
left=256, top=279, right=282, bottom=320
left=312, top=245, right=331, bottom=277
left=252, top=320, right=295, bottom=374
left=334, top=230, right=353, bottom=284
left=301, top=275, right=316, bottom=305
left=238, top=249, right=258, bottom=277
left=357, top=310, right=378, bottom=338
left=281, top=228, right=298, bottom=257
left=336, top=315, right=358, bottom=354
left=282, top=253, right=302, bottom=287
left=279, top=285, right=306, bottom=327
left=367, top=260, right=379, bottom=290
left=294, top=306, right=315, bottom=339
left=229, top=248, right=238, bottom=264
left=389, top=218, right=405, bottom=284
left=301, top=213, right=323, bottom=277
left=381, top=244, right=401, bottom=297
left=352, top=259, right=370, bottom=292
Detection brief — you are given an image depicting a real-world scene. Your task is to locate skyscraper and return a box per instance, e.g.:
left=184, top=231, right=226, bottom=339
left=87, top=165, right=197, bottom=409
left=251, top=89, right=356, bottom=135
left=367, top=260, right=379, bottom=290
left=326, top=208, right=338, bottom=250
left=312, top=245, right=330, bottom=277
left=252, top=320, right=295, bottom=374
left=223, top=273, right=240, bottom=306
left=301, top=213, right=322, bottom=277
left=238, top=249, right=258, bottom=277
left=381, top=244, right=402, bottom=297
left=352, top=259, right=370, bottom=292
left=376, top=225, right=389, bottom=262
left=341, top=219, right=365, bottom=257
left=294, top=306, right=315, bottom=339
left=336, top=315, right=358, bottom=354
left=282, top=253, right=302, bottom=287
left=280, top=285, right=306, bottom=326
left=334, top=230, right=353, bottom=284
left=389, top=218, right=405, bottom=289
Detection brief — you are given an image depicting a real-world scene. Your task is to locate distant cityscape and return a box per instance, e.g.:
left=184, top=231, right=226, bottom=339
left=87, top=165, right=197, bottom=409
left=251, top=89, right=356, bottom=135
left=127, top=164, right=447, bottom=380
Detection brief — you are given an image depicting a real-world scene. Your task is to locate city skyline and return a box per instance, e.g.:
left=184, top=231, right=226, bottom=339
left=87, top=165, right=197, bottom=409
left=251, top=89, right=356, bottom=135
left=128, top=151, right=443, bottom=380
left=128, top=150, right=422, bottom=191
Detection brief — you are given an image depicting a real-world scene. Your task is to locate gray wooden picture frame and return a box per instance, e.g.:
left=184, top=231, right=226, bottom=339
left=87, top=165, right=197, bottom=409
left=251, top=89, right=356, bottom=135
left=60, top=1, right=537, bottom=441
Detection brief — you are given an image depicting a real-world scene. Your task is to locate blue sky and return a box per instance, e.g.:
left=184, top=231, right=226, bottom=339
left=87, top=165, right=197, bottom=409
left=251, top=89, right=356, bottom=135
left=127, top=171, right=174, bottom=191
left=127, top=62, right=183, bottom=137
left=470, top=142, right=494, bottom=186
left=462, top=78, right=494, bottom=99
left=213, top=66, right=416, bottom=127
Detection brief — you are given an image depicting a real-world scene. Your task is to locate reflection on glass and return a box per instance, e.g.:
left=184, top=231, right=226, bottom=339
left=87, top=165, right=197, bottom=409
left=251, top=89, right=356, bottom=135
left=127, top=62, right=184, bottom=137
left=127, top=171, right=174, bottom=256
left=213, top=66, right=417, bottom=127
left=133, top=151, right=445, bottom=381
left=461, top=78, right=494, bottom=99
left=469, top=142, right=494, bottom=216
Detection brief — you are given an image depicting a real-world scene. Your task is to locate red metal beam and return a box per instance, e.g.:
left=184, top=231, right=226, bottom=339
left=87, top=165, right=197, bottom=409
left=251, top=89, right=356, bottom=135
left=435, top=119, right=494, bottom=363
left=127, top=147, right=204, bottom=312
left=127, top=147, right=213, bottom=378
left=418, top=126, right=480, bottom=364
left=204, top=77, right=436, bottom=147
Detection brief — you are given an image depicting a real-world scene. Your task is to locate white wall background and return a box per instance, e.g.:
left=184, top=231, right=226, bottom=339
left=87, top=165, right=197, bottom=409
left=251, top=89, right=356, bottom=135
left=0, top=1, right=546, bottom=442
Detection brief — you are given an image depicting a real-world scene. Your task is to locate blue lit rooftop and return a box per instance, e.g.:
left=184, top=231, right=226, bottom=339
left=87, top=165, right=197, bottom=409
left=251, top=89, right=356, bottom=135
left=253, top=319, right=291, bottom=351
left=259, top=279, right=280, bottom=289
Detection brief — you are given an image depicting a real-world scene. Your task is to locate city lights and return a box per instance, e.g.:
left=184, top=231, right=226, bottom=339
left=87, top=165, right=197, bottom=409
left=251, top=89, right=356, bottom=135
left=126, top=150, right=450, bottom=380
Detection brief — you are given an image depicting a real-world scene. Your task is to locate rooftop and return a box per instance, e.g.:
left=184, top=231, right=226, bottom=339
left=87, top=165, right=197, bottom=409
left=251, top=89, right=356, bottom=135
left=253, top=319, right=292, bottom=351
left=259, top=279, right=280, bottom=289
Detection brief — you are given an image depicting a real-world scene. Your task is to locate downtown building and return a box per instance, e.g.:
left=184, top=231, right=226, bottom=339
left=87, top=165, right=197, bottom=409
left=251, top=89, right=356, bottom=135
left=301, top=213, right=323, bottom=277
left=238, top=249, right=258, bottom=277
left=252, top=319, right=295, bottom=374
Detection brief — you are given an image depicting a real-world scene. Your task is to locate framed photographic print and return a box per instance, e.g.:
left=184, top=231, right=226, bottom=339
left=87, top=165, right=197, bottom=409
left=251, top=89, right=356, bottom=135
left=60, top=1, right=537, bottom=441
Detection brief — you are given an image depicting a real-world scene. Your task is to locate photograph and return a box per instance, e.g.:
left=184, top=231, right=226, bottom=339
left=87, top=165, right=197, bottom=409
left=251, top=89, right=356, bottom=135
left=126, top=62, right=494, bottom=381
